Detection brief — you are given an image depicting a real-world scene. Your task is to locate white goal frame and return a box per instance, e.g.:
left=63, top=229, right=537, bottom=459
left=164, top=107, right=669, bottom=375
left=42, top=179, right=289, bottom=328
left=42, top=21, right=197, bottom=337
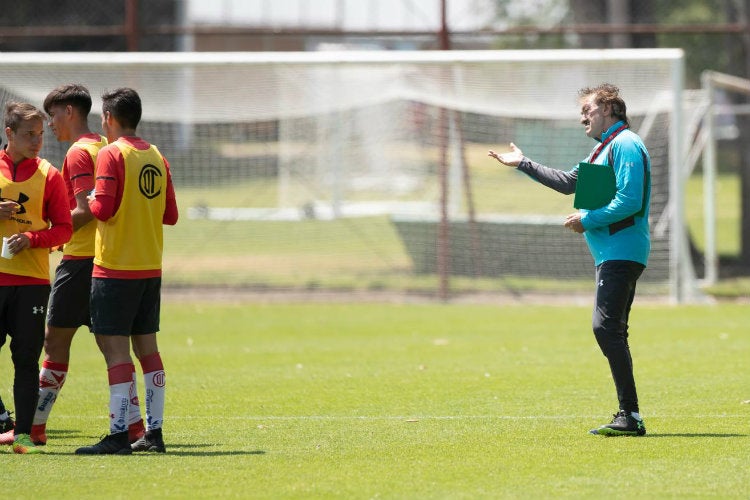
left=0, top=49, right=697, bottom=302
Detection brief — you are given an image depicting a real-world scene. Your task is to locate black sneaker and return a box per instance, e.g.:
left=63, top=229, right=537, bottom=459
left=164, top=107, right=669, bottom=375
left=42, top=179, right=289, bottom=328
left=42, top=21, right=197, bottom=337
left=0, top=413, right=13, bottom=434
left=75, top=431, right=133, bottom=455
left=590, top=410, right=646, bottom=436
left=131, top=428, right=166, bottom=453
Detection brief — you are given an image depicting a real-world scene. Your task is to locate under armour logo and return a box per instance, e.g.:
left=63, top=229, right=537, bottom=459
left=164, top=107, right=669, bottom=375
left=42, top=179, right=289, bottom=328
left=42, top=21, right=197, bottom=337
left=0, top=190, right=28, bottom=214
left=32, top=306, right=45, bottom=314
left=598, top=280, right=604, bottom=287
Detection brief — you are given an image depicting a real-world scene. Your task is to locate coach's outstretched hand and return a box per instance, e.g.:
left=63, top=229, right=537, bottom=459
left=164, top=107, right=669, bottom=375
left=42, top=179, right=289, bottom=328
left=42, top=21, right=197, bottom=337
left=488, top=142, right=524, bottom=167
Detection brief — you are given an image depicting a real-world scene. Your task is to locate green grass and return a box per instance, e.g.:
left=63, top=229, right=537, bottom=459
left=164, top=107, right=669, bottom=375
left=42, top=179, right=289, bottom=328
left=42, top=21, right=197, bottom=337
left=685, top=172, right=740, bottom=257
left=168, top=142, right=748, bottom=297
left=2, top=301, right=748, bottom=498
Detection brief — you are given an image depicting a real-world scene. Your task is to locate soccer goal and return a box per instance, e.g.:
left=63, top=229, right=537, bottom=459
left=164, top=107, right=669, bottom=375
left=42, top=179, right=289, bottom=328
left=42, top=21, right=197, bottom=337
left=0, top=49, right=699, bottom=302
left=692, top=70, right=750, bottom=287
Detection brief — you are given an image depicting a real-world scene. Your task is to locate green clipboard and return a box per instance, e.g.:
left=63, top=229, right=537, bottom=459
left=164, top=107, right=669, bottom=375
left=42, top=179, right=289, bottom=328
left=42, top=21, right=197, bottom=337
left=573, top=162, right=616, bottom=210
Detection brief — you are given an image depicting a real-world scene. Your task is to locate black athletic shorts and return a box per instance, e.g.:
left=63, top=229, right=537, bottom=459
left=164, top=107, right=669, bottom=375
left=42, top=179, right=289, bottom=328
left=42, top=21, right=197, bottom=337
left=0, top=284, right=50, bottom=356
left=47, top=258, right=94, bottom=329
left=90, top=277, right=161, bottom=336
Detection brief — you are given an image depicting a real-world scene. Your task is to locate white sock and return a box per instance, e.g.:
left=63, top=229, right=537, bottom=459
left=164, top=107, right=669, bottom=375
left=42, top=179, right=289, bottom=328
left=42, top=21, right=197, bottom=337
left=140, top=353, right=165, bottom=431
left=34, top=361, right=68, bottom=426
left=630, top=412, right=642, bottom=420
left=0, top=411, right=9, bottom=421
left=107, top=363, right=134, bottom=434
left=128, top=367, right=143, bottom=426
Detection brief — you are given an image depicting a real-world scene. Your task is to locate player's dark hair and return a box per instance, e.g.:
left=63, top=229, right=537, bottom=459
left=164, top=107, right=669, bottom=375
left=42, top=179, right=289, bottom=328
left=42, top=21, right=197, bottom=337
left=43, top=83, right=92, bottom=116
left=101, top=87, right=142, bottom=130
left=4, top=102, right=46, bottom=131
left=578, top=83, right=629, bottom=127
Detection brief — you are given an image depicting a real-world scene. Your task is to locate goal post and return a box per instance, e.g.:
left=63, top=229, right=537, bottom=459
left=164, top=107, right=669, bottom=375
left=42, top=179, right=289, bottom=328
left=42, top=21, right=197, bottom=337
left=691, top=70, right=750, bottom=290
left=0, top=49, right=699, bottom=302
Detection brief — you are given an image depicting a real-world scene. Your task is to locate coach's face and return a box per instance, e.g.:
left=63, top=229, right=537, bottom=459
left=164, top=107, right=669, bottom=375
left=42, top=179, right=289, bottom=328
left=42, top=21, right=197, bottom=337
left=580, top=94, right=610, bottom=141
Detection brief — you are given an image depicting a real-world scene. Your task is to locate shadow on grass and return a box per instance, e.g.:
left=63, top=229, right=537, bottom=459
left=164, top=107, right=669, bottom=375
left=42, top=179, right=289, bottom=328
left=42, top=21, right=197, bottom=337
left=39, top=431, right=269, bottom=456
left=165, top=444, right=268, bottom=455
left=39, top=449, right=267, bottom=456
left=646, top=433, right=746, bottom=438
left=156, top=449, right=267, bottom=456
left=47, top=429, right=84, bottom=438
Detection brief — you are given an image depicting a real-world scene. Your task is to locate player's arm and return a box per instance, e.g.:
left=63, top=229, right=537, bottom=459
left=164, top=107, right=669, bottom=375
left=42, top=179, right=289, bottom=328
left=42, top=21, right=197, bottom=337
left=68, top=147, right=96, bottom=230
left=162, top=157, right=179, bottom=226
left=72, top=190, right=95, bottom=230
left=89, top=147, right=120, bottom=222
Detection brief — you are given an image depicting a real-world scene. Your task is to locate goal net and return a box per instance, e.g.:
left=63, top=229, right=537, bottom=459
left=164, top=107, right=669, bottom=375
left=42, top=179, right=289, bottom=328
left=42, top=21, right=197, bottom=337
left=0, top=49, right=697, bottom=301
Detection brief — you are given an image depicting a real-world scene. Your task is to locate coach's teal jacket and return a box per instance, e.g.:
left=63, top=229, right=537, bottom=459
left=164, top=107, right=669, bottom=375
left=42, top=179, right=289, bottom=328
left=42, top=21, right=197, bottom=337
left=579, top=121, right=651, bottom=267
left=515, top=120, right=651, bottom=267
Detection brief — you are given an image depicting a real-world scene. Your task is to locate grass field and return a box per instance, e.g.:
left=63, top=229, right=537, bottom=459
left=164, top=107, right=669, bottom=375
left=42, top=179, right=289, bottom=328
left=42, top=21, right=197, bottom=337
left=2, top=300, right=748, bottom=498
left=168, top=139, right=747, bottom=297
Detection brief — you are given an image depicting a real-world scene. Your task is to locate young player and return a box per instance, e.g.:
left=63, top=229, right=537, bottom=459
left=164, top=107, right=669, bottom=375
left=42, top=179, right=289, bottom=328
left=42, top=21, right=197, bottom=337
left=75, top=88, right=178, bottom=455
left=9, top=84, right=145, bottom=446
left=0, top=102, right=72, bottom=454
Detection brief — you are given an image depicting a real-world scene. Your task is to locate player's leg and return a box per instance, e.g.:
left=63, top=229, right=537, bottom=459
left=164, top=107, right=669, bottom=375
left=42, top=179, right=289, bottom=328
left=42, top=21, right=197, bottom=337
left=8, top=285, right=49, bottom=454
left=93, top=337, right=135, bottom=433
left=130, top=335, right=165, bottom=452
left=75, top=278, right=136, bottom=455
left=130, top=277, right=166, bottom=453
left=0, top=296, right=14, bottom=442
left=126, top=368, right=146, bottom=443
left=0, top=328, right=13, bottom=433
left=35, top=258, right=94, bottom=444
left=32, top=326, right=76, bottom=445
left=74, top=334, right=134, bottom=455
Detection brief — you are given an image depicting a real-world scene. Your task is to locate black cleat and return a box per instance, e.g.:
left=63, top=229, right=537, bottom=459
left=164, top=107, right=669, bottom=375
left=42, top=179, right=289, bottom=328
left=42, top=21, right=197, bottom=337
left=131, top=428, right=166, bottom=453
left=75, top=431, right=133, bottom=455
left=590, top=410, right=646, bottom=436
left=0, top=412, right=13, bottom=434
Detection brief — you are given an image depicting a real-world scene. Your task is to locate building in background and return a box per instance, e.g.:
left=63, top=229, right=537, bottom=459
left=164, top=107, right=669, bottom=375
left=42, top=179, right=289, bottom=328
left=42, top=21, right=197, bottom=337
left=183, top=0, right=491, bottom=51
left=0, top=0, right=492, bottom=52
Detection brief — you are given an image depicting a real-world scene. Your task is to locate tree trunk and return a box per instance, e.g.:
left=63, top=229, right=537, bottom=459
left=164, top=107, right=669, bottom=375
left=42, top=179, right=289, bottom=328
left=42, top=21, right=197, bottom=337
left=629, top=0, right=656, bottom=47
left=569, top=0, right=607, bottom=47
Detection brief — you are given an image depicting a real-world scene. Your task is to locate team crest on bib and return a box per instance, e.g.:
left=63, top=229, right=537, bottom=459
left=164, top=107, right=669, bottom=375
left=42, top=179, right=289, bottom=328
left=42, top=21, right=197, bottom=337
left=139, top=164, right=163, bottom=199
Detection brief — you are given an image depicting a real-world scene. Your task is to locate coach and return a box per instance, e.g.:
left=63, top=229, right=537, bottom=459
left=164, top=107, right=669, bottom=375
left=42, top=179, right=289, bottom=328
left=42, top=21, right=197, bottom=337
left=488, top=83, right=651, bottom=437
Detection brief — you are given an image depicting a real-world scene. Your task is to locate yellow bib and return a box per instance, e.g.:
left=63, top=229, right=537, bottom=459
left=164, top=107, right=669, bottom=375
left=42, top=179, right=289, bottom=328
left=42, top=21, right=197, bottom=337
left=63, top=136, right=107, bottom=258
left=94, top=141, right=167, bottom=271
left=0, top=160, right=53, bottom=279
